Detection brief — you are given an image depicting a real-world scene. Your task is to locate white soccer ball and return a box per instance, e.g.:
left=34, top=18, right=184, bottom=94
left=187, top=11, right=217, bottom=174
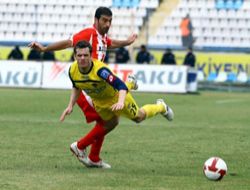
left=203, top=157, right=227, bottom=181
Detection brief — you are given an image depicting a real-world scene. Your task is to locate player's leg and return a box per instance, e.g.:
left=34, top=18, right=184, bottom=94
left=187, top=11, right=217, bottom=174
left=75, top=89, right=121, bottom=168
left=70, top=121, right=107, bottom=167
left=85, top=116, right=119, bottom=169
left=76, top=92, right=102, bottom=123
left=155, top=99, right=174, bottom=121
left=75, top=91, right=108, bottom=166
left=77, top=122, right=106, bottom=151
left=88, top=115, right=118, bottom=163
left=74, top=105, right=119, bottom=168
left=71, top=121, right=114, bottom=169
left=134, top=99, right=174, bottom=123
left=120, top=92, right=174, bottom=123
left=88, top=135, right=104, bottom=162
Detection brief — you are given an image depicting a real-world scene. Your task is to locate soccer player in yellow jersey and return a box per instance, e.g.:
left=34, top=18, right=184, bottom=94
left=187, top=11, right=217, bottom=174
left=60, top=41, right=174, bottom=168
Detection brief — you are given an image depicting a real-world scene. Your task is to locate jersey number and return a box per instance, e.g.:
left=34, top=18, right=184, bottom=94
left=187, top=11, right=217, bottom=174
left=130, top=103, right=137, bottom=117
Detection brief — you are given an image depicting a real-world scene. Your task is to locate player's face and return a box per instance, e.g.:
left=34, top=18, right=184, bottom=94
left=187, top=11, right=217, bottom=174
left=96, top=15, right=112, bottom=35
left=74, top=48, right=91, bottom=69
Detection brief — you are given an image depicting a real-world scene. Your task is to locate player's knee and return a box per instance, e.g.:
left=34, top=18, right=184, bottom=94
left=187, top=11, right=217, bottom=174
left=132, top=118, right=141, bottom=123
left=132, top=109, right=146, bottom=123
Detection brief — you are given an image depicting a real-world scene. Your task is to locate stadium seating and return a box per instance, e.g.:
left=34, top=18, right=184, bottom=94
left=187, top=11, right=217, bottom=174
left=148, top=0, right=250, bottom=49
left=215, top=71, right=227, bottom=83
left=113, top=0, right=140, bottom=8
left=216, top=0, right=225, bottom=9
left=0, top=0, right=158, bottom=44
left=1, top=0, right=248, bottom=50
left=205, top=71, right=243, bottom=83
left=226, top=72, right=237, bottom=82
left=216, top=0, right=244, bottom=10
left=207, top=72, right=217, bottom=82
left=236, top=71, right=248, bottom=83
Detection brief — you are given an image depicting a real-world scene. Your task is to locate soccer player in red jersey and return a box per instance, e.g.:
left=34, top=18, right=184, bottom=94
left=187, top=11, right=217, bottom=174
left=29, top=7, right=137, bottom=168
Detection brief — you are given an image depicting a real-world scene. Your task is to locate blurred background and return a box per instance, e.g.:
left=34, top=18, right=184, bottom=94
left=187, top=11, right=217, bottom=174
left=0, top=0, right=250, bottom=92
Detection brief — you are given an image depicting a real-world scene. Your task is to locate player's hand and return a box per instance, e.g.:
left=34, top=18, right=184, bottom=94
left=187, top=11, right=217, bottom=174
left=28, top=42, right=46, bottom=52
left=111, top=102, right=124, bottom=111
left=126, top=33, right=137, bottom=45
left=60, top=106, right=73, bottom=122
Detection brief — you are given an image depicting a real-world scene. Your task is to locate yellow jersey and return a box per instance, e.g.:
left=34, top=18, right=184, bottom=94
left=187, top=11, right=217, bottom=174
left=69, top=59, right=138, bottom=121
left=69, top=59, right=127, bottom=103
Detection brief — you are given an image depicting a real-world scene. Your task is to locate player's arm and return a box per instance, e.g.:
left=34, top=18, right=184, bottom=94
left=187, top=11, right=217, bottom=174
left=109, top=33, right=137, bottom=49
left=97, top=67, right=128, bottom=111
left=28, top=39, right=73, bottom=52
left=112, top=89, right=127, bottom=111
left=60, top=87, right=81, bottom=122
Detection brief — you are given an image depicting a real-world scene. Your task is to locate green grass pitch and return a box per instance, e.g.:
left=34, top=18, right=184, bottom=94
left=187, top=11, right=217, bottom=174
left=0, top=88, right=250, bottom=190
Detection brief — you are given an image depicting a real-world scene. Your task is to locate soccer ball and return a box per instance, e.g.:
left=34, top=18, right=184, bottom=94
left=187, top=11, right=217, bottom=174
left=203, top=157, right=227, bottom=181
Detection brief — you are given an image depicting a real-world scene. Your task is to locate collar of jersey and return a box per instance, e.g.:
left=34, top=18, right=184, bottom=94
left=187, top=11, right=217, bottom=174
left=79, top=61, right=93, bottom=75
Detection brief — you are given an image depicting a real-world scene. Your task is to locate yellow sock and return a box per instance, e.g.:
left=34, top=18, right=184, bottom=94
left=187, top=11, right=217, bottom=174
left=141, top=104, right=165, bottom=118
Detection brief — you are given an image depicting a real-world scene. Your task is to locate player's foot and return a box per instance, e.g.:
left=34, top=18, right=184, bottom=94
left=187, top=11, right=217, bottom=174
left=70, top=142, right=89, bottom=166
left=127, top=74, right=138, bottom=90
left=156, top=99, right=174, bottom=121
left=86, top=157, right=111, bottom=169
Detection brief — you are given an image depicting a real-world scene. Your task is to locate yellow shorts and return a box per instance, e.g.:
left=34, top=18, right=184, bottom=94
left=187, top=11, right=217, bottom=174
left=93, top=92, right=139, bottom=121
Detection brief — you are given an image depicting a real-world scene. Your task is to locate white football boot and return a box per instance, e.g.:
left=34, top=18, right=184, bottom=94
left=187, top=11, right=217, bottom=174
left=156, top=99, right=174, bottom=121
left=127, top=74, right=138, bottom=90
left=86, top=157, right=111, bottom=169
left=70, top=142, right=90, bottom=167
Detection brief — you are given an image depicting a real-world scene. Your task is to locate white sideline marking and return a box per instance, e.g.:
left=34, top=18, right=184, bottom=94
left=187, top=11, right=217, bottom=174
left=215, top=99, right=245, bottom=104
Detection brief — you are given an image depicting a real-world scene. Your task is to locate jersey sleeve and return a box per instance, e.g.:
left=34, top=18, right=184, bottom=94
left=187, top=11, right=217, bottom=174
left=97, top=67, right=128, bottom=91
left=71, top=28, right=92, bottom=47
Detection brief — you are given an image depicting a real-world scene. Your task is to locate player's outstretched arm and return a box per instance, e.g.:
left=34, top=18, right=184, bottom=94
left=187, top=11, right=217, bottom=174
left=109, top=33, right=137, bottom=49
left=60, top=88, right=81, bottom=122
left=28, top=39, right=73, bottom=52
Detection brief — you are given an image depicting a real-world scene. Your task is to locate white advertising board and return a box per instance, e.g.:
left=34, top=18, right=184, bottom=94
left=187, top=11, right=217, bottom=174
left=108, top=64, right=188, bottom=93
left=42, top=62, right=72, bottom=89
left=0, top=61, right=42, bottom=88
left=0, top=61, right=190, bottom=93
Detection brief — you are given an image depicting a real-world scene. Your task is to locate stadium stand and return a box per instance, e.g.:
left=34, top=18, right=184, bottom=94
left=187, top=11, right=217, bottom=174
left=236, top=71, right=248, bottom=83
left=226, top=72, right=237, bottom=82
left=215, top=71, right=227, bottom=83
left=207, top=72, right=217, bottom=82
left=203, top=70, right=249, bottom=85
left=0, top=0, right=158, bottom=45
left=148, top=0, right=250, bottom=51
left=0, top=0, right=249, bottom=51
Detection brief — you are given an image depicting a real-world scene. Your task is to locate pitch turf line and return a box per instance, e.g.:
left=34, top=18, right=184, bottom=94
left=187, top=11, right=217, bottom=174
left=215, top=99, right=246, bottom=104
